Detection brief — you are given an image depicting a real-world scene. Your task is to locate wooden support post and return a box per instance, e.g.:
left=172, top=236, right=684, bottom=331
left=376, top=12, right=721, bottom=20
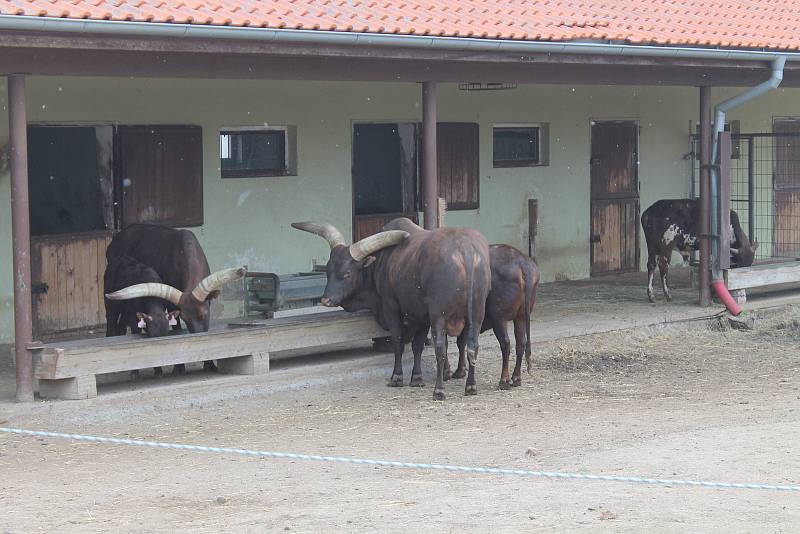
left=422, top=81, right=438, bottom=230
left=698, top=86, right=713, bottom=306
left=39, top=375, right=97, bottom=400
left=217, top=352, right=270, bottom=375
left=8, top=74, right=34, bottom=401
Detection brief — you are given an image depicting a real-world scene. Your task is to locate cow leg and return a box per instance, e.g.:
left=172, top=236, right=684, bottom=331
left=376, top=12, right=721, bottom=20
left=387, top=321, right=406, bottom=387
left=203, top=361, right=218, bottom=372
left=657, top=255, right=672, bottom=302
left=463, top=325, right=480, bottom=397
left=431, top=320, right=448, bottom=401
left=153, top=367, right=163, bottom=377
left=493, top=321, right=512, bottom=390
left=511, top=316, right=527, bottom=387
left=409, top=327, right=427, bottom=387
left=646, top=253, right=658, bottom=303
left=451, top=334, right=468, bottom=379
left=172, top=363, right=186, bottom=375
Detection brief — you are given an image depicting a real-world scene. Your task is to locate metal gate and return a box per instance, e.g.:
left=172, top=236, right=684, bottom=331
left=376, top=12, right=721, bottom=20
left=691, top=130, right=800, bottom=262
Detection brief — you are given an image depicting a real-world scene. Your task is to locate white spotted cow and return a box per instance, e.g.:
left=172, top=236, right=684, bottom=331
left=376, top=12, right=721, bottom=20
left=641, top=198, right=758, bottom=302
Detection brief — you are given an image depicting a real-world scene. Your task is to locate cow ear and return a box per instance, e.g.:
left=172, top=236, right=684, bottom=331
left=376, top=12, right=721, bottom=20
left=362, top=256, right=377, bottom=268
left=205, top=290, right=221, bottom=302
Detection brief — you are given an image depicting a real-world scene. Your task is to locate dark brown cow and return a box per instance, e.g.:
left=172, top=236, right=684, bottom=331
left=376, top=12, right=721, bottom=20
left=641, top=198, right=758, bottom=302
left=104, top=254, right=174, bottom=339
left=292, top=220, right=491, bottom=400
left=383, top=219, right=540, bottom=389
left=105, top=223, right=245, bottom=373
left=451, top=244, right=540, bottom=389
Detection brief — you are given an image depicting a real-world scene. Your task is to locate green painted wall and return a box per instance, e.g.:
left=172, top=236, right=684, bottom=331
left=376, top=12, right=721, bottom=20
left=1, top=77, right=800, bottom=341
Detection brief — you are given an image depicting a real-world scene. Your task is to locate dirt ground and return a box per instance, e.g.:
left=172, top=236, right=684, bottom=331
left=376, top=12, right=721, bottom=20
left=2, top=304, right=800, bottom=532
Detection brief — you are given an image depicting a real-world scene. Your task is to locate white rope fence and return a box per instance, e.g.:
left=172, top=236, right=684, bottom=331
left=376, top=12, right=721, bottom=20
left=2, top=427, right=798, bottom=492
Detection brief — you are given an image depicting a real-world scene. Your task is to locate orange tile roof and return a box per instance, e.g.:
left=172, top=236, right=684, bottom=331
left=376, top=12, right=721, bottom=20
left=1, top=0, right=799, bottom=51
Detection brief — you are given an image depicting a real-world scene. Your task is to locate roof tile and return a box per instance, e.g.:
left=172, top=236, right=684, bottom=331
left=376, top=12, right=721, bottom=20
left=0, top=0, right=799, bottom=51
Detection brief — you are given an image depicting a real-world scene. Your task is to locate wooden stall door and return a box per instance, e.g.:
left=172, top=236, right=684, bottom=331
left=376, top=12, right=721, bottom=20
left=27, top=125, right=114, bottom=339
left=32, top=232, right=113, bottom=338
left=773, top=120, right=800, bottom=258
left=589, top=121, right=640, bottom=275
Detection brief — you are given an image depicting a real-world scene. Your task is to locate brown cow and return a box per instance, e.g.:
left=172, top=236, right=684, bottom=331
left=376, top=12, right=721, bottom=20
left=293, top=220, right=491, bottom=400
left=383, top=219, right=540, bottom=389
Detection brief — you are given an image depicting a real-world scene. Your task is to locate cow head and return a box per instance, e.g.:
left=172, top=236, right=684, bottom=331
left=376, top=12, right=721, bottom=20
left=106, top=266, right=247, bottom=332
left=731, top=239, right=759, bottom=268
left=135, top=309, right=179, bottom=337
left=291, top=222, right=409, bottom=307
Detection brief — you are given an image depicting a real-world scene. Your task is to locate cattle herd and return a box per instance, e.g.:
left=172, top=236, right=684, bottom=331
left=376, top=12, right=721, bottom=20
left=100, top=197, right=751, bottom=401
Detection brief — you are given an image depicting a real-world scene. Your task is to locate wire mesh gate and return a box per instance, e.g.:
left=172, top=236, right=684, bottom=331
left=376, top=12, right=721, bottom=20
left=691, top=128, right=800, bottom=262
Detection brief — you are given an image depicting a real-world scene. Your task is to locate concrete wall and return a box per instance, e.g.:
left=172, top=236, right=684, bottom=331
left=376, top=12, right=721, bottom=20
left=1, top=77, right=799, bottom=341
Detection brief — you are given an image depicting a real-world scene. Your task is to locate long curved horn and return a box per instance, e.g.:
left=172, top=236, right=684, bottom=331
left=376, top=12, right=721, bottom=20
left=192, top=266, right=247, bottom=302
left=291, top=222, right=346, bottom=249
left=106, top=283, right=182, bottom=306
left=730, top=248, right=740, bottom=255
left=349, top=230, right=409, bottom=262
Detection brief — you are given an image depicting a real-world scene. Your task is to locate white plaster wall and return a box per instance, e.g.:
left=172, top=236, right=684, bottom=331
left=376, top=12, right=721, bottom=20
left=1, top=77, right=799, bottom=341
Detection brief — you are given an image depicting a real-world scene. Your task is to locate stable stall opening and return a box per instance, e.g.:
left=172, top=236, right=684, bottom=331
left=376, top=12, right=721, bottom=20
left=691, top=122, right=800, bottom=263
left=27, top=124, right=203, bottom=339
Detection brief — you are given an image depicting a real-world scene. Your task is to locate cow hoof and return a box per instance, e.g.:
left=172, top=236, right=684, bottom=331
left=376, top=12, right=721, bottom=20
left=512, top=376, right=522, bottom=387
left=451, top=369, right=467, bottom=379
left=443, top=369, right=453, bottom=381
left=387, top=374, right=405, bottom=387
left=433, top=388, right=446, bottom=401
left=130, top=369, right=140, bottom=380
left=153, top=367, right=163, bottom=377
left=664, top=294, right=673, bottom=303
left=410, top=375, right=425, bottom=387
left=203, top=360, right=218, bottom=373
left=498, top=380, right=512, bottom=390
left=172, top=364, right=186, bottom=376
left=464, top=384, right=478, bottom=396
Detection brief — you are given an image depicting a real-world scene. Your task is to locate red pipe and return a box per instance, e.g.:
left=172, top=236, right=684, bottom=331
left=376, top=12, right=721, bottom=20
left=711, top=280, right=742, bottom=316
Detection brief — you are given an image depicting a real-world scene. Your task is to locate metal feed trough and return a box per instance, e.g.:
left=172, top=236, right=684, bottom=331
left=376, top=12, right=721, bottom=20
left=244, top=270, right=328, bottom=318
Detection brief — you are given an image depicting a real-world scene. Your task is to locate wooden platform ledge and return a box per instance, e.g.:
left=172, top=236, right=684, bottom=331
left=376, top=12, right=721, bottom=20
left=32, top=311, right=389, bottom=400
left=726, top=261, right=800, bottom=304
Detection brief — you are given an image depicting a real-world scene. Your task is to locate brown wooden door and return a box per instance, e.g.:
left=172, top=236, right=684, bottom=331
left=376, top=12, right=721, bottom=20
left=116, top=125, right=204, bottom=227
left=590, top=121, right=640, bottom=275
left=773, top=120, right=800, bottom=258
left=31, top=232, right=112, bottom=338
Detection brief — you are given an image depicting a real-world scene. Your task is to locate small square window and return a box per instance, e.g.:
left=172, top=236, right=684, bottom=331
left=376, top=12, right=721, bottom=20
left=220, top=127, right=295, bottom=178
left=493, top=125, right=544, bottom=168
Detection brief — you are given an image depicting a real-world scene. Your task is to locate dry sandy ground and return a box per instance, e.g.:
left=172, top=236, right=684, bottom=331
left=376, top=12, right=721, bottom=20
left=2, top=306, right=800, bottom=533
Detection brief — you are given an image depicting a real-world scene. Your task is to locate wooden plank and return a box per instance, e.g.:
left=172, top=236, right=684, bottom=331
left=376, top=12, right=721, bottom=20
left=34, top=312, right=387, bottom=379
left=727, top=262, right=800, bottom=290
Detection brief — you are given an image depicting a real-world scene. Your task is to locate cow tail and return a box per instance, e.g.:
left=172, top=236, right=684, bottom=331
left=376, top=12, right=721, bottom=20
left=523, top=263, right=533, bottom=374
left=464, top=250, right=480, bottom=363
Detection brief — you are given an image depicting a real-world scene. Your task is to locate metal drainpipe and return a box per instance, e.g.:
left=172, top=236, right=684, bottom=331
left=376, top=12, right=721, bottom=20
left=710, top=56, right=786, bottom=279
left=708, top=56, right=786, bottom=313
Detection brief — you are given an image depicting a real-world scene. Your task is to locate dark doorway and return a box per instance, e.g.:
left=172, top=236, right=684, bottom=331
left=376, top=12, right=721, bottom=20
left=28, top=126, right=109, bottom=236
left=589, top=120, right=640, bottom=275
left=352, top=123, right=419, bottom=240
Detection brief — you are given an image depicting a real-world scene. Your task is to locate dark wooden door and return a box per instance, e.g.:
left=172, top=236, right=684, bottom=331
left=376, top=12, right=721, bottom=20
left=773, top=120, right=800, bottom=258
left=116, top=125, right=203, bottom=227
left=590, top=121, right=640, bottom=275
